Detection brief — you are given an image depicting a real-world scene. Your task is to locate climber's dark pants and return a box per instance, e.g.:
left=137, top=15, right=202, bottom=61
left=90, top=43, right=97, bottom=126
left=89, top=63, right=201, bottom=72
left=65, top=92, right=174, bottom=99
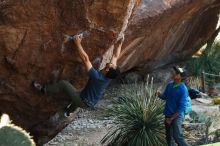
left=46, top=80, right=87, bottom=112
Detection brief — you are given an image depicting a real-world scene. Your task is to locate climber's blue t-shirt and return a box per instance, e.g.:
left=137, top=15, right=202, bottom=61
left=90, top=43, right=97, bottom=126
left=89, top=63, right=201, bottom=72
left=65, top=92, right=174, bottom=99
left=80, top=67, right=110, bottom=107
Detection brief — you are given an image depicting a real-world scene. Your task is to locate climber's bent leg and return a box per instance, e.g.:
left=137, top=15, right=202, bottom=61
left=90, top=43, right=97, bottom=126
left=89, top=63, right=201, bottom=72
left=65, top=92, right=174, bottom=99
left=46, top=80, right=87, bottom=109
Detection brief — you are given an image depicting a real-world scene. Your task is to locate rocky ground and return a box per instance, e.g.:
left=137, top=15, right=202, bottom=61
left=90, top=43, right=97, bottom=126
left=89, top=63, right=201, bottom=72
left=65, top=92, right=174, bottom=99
left=44, top=84, right=220, bottom=146
left=184, top=99, right=220, bottom=146
left=44, top=107, right=111, bottom=146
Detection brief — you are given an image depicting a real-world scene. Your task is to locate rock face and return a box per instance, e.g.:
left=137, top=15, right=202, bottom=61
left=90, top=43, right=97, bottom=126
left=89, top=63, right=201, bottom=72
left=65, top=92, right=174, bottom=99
left=0, top=0, right=219, bottom=144
left=120, top=0, right=220, bottom=72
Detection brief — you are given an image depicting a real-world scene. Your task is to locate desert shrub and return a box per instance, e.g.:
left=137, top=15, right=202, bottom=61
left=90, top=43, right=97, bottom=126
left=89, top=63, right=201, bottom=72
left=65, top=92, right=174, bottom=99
left=101, top=79, right=165, bottom=146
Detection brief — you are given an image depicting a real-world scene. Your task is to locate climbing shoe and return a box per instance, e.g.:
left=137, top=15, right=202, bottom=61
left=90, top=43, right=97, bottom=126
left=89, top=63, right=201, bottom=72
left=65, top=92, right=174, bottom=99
left=64, top=111, right=70, bottom=117
left=64, top=103, right=72, bottom=117
left=32, top=80, right=46, bottom=93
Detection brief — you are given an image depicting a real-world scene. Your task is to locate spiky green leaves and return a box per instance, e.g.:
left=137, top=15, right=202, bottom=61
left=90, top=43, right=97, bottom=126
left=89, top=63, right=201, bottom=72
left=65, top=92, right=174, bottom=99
left=101, top=82, right=166, bottom=146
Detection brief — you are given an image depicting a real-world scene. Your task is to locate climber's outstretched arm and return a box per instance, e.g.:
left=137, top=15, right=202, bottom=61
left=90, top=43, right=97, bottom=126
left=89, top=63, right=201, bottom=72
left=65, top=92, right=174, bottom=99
left=110, top=35, right=124, bottom=66
left=73, top=36, right=92, bottom=72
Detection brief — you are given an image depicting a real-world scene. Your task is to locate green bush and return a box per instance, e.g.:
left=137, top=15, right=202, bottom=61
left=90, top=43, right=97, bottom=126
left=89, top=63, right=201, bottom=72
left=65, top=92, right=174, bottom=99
left=101, top=79, right=165, bottom=146
left=186, top=42, right=220, bottom=78
left=0, top=114, right=36, bottom=146
left=214, top=129, right=220, bottom=140
left=189, top=111, right=213, bottom=144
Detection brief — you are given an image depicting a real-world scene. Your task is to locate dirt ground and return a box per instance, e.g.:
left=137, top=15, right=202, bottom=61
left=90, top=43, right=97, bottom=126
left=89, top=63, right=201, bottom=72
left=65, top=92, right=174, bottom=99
left=44, top=107, right=111, bottom=146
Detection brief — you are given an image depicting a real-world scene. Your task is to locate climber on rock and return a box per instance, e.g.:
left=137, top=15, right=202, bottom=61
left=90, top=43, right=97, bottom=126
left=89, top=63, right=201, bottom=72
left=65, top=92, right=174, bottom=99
left=32, top=34, right=123, bottom=117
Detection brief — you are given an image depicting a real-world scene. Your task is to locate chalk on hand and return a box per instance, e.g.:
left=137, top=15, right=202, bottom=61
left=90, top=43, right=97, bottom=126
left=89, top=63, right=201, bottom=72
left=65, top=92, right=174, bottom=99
left=63, top=31, right=89, bottom=42
left=61, top=31, right=89, bottom=53
left=73, top=31, right=89, bottom=40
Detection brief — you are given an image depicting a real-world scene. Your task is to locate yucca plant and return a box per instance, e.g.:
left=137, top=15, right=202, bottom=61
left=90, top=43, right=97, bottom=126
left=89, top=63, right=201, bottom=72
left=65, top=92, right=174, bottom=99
left=101, top=77, right=166, bottom=146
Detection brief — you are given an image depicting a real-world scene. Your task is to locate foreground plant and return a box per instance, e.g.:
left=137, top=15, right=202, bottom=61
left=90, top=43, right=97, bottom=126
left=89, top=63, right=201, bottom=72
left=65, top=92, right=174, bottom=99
left=0, top=114, right=36, bottom=146
left=101, top=78, right=165, bottom=146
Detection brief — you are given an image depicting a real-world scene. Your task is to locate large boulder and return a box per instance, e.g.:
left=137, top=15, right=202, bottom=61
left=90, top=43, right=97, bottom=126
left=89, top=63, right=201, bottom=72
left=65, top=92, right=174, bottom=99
left=121, top=0, right=220, bottom=72
left=0, top=0, right=219, bottom=144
